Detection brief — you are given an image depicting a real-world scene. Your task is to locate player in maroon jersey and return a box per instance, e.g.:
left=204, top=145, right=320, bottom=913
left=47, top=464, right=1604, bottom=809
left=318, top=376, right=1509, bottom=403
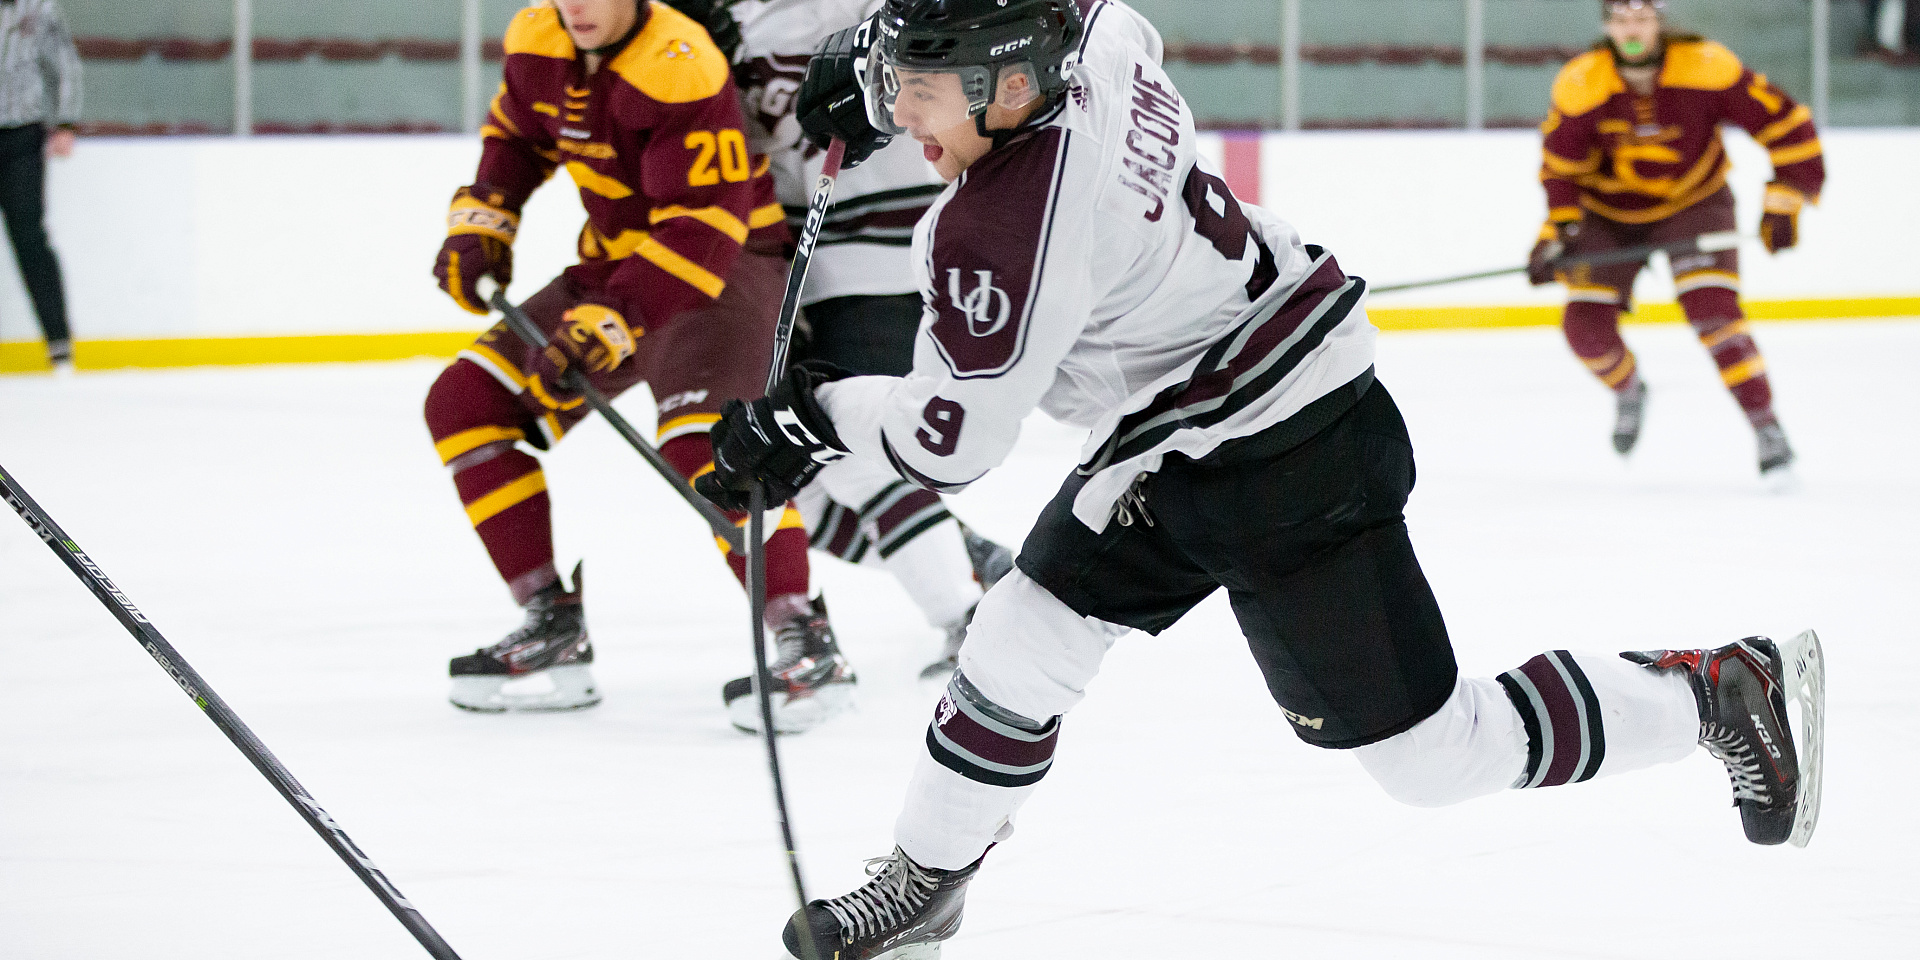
left=1529, top=0, right=1824, bottom=482
left=423, top=0, right=853, bottom=721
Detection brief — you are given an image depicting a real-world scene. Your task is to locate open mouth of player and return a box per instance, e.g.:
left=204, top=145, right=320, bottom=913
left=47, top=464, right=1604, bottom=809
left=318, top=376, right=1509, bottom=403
left=917, top=137, right=944, bottom=163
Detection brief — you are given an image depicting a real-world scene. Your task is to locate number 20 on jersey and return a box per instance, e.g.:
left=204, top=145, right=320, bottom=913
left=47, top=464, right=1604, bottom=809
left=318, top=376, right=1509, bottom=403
left=686, top=130, right=751, bottom=186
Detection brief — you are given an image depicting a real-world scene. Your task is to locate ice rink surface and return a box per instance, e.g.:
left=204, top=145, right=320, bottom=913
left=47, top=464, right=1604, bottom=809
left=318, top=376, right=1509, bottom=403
left=3, top=318, right=1916, bottom=958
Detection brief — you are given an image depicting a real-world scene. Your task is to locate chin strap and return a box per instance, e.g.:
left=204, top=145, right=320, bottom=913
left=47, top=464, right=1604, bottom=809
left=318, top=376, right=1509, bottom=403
left=973, top=94, right=1067, bottom=151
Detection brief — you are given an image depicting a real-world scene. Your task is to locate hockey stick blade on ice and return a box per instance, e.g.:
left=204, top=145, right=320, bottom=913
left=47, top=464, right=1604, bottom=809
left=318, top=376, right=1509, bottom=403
left=1369, top=230, right=1744, bottom=294
left=478, top=277, right=744, bottom=554
left=0, top=462, right=465, bottom=960
left=745, top=137, right=846, bottom=960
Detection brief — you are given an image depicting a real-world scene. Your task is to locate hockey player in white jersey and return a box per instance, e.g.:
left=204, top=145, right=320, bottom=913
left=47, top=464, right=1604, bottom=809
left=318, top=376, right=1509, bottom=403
left=697, top=2, right=1827, bottom=956
left=670, top=0, right=1017, bottom=732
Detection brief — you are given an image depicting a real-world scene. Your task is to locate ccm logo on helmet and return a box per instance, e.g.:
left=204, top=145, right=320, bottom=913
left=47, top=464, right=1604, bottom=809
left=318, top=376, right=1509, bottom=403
left=990, top=36, right=1034, bottom=57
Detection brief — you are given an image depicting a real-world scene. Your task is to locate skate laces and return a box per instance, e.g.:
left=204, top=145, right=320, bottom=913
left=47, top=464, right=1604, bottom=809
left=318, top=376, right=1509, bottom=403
left=1702, top=723, right=1772, bottom=805
left=821, top=850, right=941, bottom=941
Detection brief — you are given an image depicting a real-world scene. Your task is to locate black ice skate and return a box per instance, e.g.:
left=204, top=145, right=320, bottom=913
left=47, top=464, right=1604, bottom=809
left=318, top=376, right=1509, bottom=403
left=783, top=847, right=983, bottom=960
left=1623, top=631, right=1825, bottom=846
left=918, top=606, right=975, bottom=682
left=1756, top=420, right=1796, bottom=489
left=959, top=522, right=1015, bottom=589
left=724, top=596, right=856, bottom=733
left=1612, top=378, right=1648, bottom=455
left=448, top=563, right=600, bottom=712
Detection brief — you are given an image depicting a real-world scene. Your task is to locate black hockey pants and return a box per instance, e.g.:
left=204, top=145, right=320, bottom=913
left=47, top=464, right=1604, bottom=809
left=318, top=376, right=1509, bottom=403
left=0, top=123, right=70, bottom=347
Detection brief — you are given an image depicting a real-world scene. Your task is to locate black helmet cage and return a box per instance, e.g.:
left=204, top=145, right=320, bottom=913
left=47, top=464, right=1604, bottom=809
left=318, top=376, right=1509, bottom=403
left=864, top=0, right=1086, bottom=136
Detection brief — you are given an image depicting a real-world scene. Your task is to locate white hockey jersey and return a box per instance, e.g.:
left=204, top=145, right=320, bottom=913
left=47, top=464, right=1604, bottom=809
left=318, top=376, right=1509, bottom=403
left=817, top=0, right=1379, bottom=532
left=732, top=0, right=947, bottom=304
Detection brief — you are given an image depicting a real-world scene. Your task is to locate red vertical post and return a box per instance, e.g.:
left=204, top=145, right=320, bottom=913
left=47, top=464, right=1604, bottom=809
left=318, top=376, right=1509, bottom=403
left=1221, top=131, right=1263, bottom=208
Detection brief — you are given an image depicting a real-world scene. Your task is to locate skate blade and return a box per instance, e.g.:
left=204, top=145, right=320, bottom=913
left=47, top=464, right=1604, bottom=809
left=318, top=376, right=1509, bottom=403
left=728, top=681, right=857, bottom=734
left=450, top=664, right=602, bottom=713
left=874, top=943, right=941, bottom=960
left=1779, top=630, right=1825, bottom=848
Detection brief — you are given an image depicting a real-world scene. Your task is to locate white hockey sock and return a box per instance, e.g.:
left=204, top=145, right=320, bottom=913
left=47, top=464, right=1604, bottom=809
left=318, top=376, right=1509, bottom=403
left=877, top=518, right=982, bottom=629
left=895, top=572, right=1124, bottom=868
left=1355, top=651, right=1698, bottom=807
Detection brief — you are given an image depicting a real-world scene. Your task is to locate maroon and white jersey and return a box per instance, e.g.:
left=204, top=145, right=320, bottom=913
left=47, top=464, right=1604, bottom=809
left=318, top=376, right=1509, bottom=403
left=732, top=0, right=946, bottom=303
left=817, top=0, right=1377, bottom=530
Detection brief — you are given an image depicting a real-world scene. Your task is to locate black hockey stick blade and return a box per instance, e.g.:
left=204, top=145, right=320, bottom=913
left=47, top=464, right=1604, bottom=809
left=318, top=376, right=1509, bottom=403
left=477, top=277, right=745, bottom=554
left=1369, top=230, right=1745, bottom=294
left=0, top=462, right=465, bottom=960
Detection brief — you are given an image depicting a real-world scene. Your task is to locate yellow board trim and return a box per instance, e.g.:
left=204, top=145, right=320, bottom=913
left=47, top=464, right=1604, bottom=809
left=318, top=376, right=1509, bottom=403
left=435, top=425, right=527, bottom=465
left=650, top=204, right=750, bottom=244
left=636, top=236, right=727, bottom=299
left=465, top=470, right=548, bottom=527
left=6, top=303, right=1916, bottom=375
left=1365, top=296, right=1920, bottom=332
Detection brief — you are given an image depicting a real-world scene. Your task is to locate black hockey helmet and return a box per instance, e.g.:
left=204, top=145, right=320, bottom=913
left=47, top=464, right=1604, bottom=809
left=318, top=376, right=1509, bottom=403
left=863, top=0, right=1086, bottom=137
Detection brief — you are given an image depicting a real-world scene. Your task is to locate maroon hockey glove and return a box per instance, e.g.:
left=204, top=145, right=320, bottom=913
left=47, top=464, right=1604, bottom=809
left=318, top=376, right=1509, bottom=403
left=1527, top=218, right=1581, bottom=286
left=434, top=186, right=518, bottom=315
left=1760, top=182, right=1804, bottom=254
left=697, top=361, right=853, bottom=511
left=525, top=303, right=641, bottom=411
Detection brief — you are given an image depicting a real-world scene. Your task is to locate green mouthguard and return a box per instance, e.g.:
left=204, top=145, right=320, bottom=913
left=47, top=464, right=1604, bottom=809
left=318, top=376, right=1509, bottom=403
left=1621, top=39, right=1647, bottom=57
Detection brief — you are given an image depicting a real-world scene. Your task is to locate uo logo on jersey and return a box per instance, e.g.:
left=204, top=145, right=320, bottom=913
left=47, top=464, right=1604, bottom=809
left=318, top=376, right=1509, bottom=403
left=948, top=269, right=1012, bottom=337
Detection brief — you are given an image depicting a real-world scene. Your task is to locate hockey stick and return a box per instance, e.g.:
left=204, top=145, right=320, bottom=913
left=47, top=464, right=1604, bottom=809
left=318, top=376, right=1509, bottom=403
left=477, top=278, right=745, bottom=555
left=746, top=137, right=846, bottom=960
left=1369, top=230, right=1744, bottom=294
left=0, top=462, right=465, bottom=960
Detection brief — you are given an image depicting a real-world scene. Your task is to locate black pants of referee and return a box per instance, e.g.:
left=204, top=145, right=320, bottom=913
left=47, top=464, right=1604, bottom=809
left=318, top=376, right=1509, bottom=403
left=0, top=123, right=71, bottom=352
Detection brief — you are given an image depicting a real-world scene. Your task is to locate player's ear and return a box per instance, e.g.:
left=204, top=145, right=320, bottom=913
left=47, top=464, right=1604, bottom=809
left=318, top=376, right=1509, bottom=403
left=995, top=64, right=1040, bottom=111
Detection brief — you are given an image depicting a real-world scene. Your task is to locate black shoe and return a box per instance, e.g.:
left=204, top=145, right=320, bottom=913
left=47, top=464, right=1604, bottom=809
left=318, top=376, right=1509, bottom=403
left=1623, top=632, right=1825, bottom=846
left=783, top=847, right=982, bottom=960
left=448, top=562, right=599, bottom=711
left=724, top=596, right=856, bottom=733
left=1612, top=378, right=1647, bottom=455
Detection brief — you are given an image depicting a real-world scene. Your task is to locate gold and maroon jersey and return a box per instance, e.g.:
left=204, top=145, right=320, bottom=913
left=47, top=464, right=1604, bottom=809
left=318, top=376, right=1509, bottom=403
left=1539, top=39, right=1825, bottom=226
left=475, top=2, right=788, bottom=327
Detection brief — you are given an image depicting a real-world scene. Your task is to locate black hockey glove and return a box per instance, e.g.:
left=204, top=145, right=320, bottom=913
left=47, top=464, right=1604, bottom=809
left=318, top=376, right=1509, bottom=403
left=662, top=0, right=743, bottom=63
left=696, top=361, right=854, bottom=511
left=798, top=19, right=891, bottom=168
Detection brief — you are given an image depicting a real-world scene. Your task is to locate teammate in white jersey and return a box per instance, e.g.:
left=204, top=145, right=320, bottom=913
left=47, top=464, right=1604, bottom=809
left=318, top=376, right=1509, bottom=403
left=673, top=1, right=1016, bottom=731
left=699, top=2, right=1825, bottom=956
